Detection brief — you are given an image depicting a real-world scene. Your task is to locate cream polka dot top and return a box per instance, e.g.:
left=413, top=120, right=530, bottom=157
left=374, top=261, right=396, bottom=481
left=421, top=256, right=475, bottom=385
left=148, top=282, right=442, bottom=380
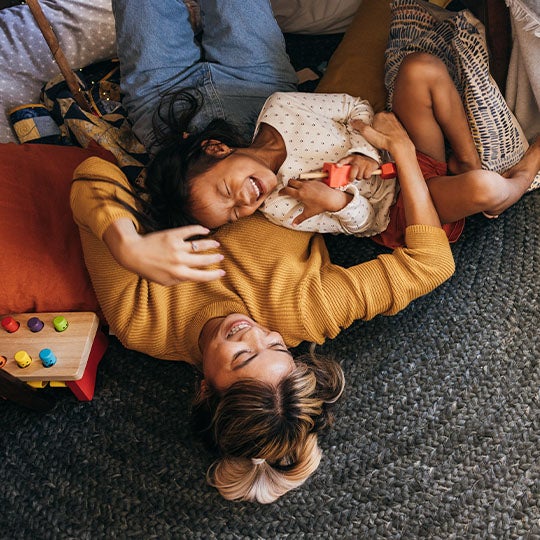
left=256, top=92, right=398, bottom=237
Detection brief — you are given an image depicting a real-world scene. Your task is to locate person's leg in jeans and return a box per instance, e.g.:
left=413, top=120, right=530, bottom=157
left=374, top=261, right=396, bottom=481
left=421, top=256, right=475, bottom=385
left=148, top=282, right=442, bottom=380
left=112, top=0, right=202, bottom=150
left=197, top=0, right=298, bottom=140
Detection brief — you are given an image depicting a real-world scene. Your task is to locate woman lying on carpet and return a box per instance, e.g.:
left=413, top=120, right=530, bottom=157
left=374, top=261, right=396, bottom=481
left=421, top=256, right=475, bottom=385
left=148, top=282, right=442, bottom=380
left=71, top=110, right=455, bottom=503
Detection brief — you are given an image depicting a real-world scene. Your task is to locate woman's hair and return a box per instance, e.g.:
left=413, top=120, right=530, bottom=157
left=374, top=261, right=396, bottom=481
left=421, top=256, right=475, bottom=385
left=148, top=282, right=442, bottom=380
left=191, top=351, right=345, bottom=503
left=73, top=88, right=249, bottom=233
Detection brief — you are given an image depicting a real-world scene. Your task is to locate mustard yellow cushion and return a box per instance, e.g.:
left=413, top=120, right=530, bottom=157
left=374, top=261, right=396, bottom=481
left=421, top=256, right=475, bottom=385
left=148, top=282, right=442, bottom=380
left=316, top=0, right=392, bottom=112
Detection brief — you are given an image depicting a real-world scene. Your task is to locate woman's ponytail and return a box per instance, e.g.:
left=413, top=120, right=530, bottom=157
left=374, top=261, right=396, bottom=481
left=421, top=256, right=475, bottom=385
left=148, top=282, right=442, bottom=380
left=207, top=434, right=322, bottom=504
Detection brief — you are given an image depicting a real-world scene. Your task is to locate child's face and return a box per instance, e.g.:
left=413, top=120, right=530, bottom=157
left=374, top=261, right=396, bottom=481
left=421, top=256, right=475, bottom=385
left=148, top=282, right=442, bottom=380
left=189, top=150, right=278, bottom=228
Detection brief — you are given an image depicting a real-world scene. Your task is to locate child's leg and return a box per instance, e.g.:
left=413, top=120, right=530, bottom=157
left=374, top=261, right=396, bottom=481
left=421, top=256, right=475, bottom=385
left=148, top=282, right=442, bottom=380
left=392, top=52, right=481, bottom=173
left=392, top=52, right=540, bottom=221
left=112, top=0, right=201, bottom=149
left=427, top=138, right=540, bottom=222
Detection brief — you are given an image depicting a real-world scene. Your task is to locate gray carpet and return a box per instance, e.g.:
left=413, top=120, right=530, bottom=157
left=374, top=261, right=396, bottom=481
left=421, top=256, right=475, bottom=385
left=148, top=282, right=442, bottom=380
left=1, top=189, right=539, bottom=539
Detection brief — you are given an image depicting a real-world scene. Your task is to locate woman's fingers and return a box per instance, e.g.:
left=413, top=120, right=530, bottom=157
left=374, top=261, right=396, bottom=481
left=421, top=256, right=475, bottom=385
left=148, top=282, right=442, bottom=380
left=188, top=251, right=225, bottom=268
left=179, top=267, right=226, bottom=283
left=187, top=238, right=221, bottom=254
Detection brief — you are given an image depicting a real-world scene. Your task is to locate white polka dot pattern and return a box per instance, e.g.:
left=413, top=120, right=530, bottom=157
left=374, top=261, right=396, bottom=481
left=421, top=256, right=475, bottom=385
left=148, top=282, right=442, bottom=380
left=0, top=0, right=116, bottom=143
left=256, top=92, right=398, bottom=236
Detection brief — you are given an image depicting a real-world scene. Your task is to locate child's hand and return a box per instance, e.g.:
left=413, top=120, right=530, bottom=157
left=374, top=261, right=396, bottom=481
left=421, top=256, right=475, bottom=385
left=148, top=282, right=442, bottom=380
left=336, top=153, right=380, bottom=180
left=279, top=179, right=353, bottom=226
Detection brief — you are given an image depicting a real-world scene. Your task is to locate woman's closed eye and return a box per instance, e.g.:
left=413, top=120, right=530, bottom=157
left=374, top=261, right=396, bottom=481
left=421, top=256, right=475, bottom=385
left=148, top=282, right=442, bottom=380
left=232, top=342, right=291, bottom=370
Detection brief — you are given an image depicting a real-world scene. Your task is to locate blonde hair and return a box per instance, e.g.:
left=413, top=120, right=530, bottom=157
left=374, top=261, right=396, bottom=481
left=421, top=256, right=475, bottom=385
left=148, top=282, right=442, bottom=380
left=191, top=352, right=345, bottom=503
left=207, top=433, right=321, bottom=504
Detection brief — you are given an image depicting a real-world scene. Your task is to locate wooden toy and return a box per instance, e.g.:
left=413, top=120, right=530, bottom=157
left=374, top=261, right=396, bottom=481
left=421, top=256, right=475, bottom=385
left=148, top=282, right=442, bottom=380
left=376, top=162, right=398, bottom=179
left=299, top=161, right=397, bottom=187
left=0, top=312, right=108, bottom=402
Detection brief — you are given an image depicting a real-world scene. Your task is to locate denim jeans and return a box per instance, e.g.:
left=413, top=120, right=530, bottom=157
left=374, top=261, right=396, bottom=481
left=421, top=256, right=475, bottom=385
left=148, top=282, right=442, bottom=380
left=112, top=0, right=298, bottom=151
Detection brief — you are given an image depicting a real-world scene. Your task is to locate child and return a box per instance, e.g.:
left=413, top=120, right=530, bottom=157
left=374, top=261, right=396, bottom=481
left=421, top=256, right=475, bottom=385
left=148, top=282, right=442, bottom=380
left=147, top=53, right=540, bottom=249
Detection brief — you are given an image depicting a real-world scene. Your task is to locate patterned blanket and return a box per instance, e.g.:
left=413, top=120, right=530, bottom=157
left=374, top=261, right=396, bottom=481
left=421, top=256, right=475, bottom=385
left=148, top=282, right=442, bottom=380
left=10, top=59, right=149, bottom=185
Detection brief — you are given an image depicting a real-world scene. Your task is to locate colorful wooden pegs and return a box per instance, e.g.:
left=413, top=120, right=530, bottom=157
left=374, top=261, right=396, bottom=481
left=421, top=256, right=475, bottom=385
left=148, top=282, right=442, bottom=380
left=299, top=161, right=397, bottom=188
left=1, top=316, right=20, bottom=333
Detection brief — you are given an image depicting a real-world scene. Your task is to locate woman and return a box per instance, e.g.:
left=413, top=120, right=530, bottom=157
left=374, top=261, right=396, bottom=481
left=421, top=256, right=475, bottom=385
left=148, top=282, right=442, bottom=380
left=71, top=111, right=455, bottom=502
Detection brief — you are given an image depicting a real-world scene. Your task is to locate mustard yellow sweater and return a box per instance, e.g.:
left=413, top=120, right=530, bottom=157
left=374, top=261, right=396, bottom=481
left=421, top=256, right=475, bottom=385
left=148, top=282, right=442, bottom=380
left=71, top=158, right=455, bottom=365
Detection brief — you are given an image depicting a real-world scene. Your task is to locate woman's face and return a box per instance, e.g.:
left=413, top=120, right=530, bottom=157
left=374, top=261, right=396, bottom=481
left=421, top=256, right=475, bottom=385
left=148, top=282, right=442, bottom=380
left=189, top=150, right=278, bottom=229
left=199, top=314, right=294, bottom=392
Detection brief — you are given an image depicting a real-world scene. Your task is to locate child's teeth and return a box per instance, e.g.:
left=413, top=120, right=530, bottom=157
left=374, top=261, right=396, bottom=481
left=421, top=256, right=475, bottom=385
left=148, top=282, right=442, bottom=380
left=250, top=178, right=260, bottom=198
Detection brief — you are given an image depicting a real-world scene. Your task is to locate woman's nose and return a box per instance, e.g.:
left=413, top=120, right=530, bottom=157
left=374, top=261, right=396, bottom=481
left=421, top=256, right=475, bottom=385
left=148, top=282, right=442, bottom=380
left=246, top=327, right=270, bottom=346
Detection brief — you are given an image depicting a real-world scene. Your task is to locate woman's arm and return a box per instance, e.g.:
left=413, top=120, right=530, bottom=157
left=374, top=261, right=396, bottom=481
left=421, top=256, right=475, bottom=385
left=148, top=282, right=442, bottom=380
left=71, top=157, right=225, bottom=285
left=351, top=112, right=442, bottom=228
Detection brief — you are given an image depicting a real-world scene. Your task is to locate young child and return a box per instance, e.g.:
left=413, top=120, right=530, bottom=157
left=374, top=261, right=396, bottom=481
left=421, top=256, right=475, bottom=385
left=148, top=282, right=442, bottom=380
left=146, top=53, right=540, bottom=249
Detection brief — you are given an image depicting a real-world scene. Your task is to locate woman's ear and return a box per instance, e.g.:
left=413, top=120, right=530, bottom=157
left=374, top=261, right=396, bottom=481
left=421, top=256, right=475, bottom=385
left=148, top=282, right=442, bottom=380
left=201, top=139, right=233, bottom=157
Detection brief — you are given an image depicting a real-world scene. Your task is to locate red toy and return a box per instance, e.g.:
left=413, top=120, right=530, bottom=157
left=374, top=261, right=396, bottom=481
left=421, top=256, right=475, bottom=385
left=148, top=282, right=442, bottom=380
left=299, top=161, right=397, bottom=187
left=375, top=162, right=398, bottom=179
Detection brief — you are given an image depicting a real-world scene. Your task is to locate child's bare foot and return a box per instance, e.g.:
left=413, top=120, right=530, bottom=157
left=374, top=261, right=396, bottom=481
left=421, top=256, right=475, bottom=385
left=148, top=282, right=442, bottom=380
left=502, top=135, right=540, bottom=184
left=447, top=151, right=482, bottom=175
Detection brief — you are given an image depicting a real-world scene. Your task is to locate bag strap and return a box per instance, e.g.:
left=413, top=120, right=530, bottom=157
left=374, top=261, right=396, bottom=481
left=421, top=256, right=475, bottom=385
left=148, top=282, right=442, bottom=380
left=26, top=0, right=92, bottom=112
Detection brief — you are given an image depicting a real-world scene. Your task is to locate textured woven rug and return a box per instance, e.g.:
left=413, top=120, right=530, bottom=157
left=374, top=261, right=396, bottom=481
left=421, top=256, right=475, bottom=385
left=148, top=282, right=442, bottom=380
left=1, top=188, right=539, bottom=539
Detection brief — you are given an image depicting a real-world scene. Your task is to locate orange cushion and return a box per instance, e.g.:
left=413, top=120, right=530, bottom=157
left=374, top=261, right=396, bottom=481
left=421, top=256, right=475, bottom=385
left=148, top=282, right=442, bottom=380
left=0, top=142, right=115, bottom=316
left=315, top=0, right=392, bottom=112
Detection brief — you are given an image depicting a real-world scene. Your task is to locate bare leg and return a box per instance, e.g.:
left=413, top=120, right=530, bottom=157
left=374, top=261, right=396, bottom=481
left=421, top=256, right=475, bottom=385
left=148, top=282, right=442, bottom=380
left=392, top=52, right=481, bottom=173
left=427, top=137, right=540, bottom=222
left=392, top=52, right=540, bottom=222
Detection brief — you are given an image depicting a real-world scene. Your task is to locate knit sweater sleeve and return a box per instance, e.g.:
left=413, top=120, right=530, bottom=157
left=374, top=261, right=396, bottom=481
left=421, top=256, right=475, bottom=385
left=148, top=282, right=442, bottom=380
left=70, top=157, right=141, bottom=240
left=301, top=225, right=455, bottom=341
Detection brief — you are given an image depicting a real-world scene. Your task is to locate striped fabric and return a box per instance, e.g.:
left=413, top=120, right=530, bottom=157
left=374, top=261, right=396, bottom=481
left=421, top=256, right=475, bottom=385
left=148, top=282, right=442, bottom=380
left=385, top=0, right=539, bottom=191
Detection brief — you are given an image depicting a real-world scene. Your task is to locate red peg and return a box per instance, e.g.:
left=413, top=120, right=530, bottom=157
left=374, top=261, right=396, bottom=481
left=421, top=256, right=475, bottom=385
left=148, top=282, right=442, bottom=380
left=299, top=162, right=351, bottom=188
left=1, top=316, right=20, bottom=333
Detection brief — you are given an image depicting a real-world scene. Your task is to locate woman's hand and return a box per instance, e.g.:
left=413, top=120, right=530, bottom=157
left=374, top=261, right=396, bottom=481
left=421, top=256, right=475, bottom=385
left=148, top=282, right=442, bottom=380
left=354, top=112, right=442, bottom=229
left=103, top=218, right=225, bottom=285
left=350, top=113, right=414, bottom=156
left=336, top=153, right=380, bottom=180
left=279, top=179, right=353, bottom=226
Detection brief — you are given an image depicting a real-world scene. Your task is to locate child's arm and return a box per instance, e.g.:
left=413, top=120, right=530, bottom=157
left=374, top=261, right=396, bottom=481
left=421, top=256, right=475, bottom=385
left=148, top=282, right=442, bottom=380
left=263, top=179, right=378, bottom=235
left=341, top=96, right=382, bottom=166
